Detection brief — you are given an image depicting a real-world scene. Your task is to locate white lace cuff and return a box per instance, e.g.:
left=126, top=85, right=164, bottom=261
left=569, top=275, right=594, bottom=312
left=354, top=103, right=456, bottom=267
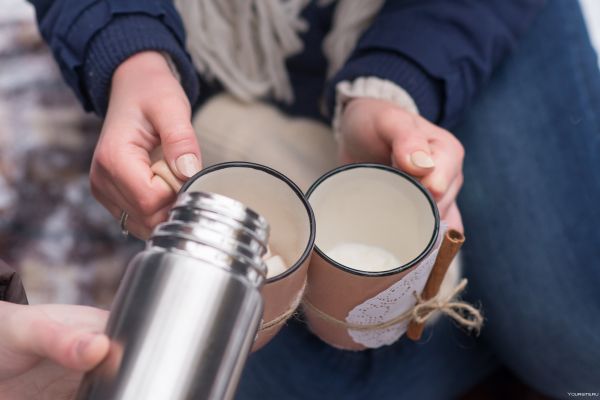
left=332, top=77, right=419, bottom=141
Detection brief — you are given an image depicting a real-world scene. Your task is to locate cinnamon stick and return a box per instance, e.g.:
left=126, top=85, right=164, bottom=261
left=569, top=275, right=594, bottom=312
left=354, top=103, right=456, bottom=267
left=406, top=229, right=465, bottom=341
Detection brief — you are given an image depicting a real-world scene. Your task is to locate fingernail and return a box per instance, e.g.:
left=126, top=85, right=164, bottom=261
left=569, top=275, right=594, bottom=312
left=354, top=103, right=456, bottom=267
left=175, top=154, right=201, bottom=178
left=410, top=151, right=435, bottom=168
left=77, top=333, right=98, bottom=359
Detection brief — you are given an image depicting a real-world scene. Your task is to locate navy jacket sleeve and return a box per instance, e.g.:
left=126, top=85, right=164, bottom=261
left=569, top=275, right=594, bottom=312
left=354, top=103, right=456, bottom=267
left=326, top=0, right=545, bottom=128
left=27, top=0, right=199, bottom=115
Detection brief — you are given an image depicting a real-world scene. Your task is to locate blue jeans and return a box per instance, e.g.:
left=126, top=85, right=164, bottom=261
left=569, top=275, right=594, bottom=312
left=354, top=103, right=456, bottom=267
left=236, top=1, right=600, bottom=398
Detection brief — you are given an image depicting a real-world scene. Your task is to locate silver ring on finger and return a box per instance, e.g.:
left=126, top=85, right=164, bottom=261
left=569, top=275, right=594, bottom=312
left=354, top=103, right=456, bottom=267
left=119, top=210, right=129, bottom=237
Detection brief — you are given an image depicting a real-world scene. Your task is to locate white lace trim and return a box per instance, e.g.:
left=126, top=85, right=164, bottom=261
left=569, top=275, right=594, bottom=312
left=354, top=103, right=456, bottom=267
left=346, top=224, right=446, bottom=348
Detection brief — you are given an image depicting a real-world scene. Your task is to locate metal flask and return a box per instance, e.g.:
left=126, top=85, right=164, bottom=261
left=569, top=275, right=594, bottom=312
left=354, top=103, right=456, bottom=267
left=76, top=191, right=269, bottom=400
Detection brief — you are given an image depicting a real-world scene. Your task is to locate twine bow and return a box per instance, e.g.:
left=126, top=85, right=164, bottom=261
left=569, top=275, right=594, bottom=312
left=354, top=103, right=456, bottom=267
left=302, top=278, right=483, bottom=333
left=411, top=278, right=483, bottom=332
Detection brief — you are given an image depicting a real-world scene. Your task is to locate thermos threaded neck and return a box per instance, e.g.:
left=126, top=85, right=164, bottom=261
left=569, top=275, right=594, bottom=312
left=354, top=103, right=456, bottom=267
left=148, top=191, right=270, bottom=284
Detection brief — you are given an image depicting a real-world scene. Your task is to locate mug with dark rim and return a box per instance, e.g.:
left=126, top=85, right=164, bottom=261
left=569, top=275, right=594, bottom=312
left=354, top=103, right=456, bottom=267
left=303, top=163, right=441, bottom=350
left=181, top=162, right=315, bottom=350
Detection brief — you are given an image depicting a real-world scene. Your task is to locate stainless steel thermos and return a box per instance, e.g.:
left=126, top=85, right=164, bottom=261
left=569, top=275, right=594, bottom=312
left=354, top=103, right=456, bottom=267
left=76, top=191, right=270, bottom=400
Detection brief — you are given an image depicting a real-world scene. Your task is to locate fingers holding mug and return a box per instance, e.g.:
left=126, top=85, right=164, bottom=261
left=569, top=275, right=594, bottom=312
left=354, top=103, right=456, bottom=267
left=90, top=176, right=171, bottom=240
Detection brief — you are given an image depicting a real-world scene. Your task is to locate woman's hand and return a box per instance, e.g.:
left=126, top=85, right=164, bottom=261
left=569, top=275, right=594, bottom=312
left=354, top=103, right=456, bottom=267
left=0, top=301, right=109, bottom=400
left=338, top=98, right=465, bottom=231
left=91, top=51, right=200, bottom=239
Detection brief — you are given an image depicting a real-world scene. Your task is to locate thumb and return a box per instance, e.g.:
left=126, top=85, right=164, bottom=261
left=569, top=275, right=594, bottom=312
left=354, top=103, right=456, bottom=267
left=148, top=98, right=202, bottom=180
left=5, top=304, right=110, bottom=372
left=376, top=110, right=435, bottom=177
left=25, top=320, right=109, bottom=372
left=390, top=135, right=435, bottom=177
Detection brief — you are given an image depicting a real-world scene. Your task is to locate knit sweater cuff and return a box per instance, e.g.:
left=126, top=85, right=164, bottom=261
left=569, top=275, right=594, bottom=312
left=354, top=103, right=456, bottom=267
left=331, top=76, right=419, bottom=142
left=84, top=14, right=199, bottom=116
left=327, top=51, right=443, bottom=123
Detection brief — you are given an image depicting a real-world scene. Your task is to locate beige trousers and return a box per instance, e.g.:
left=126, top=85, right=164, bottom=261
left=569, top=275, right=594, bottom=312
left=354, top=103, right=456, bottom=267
left=192, top=94, right=339, bottom=192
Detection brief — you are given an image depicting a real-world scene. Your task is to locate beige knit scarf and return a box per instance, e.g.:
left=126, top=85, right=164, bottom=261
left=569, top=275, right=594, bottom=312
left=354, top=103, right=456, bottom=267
left=174, top=0, right=385, bottom=104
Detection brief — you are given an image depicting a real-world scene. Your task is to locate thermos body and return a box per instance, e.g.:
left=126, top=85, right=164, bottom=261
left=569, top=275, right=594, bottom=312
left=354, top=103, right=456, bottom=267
left=77, top=192, right=270, bottom=400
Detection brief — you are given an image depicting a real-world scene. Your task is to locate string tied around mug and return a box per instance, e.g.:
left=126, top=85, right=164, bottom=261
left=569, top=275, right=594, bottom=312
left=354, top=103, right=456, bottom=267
left=302, top=278, right=483, bottom=333
left=258, top=278, right=307, bottom=332
left=411, top=278, right=483, bottom=332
